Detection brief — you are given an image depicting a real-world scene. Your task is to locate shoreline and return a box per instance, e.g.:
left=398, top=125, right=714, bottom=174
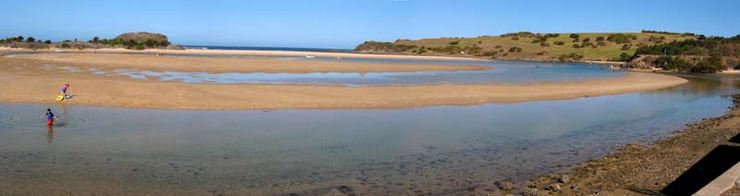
left=527, top=95, right=740, bottom=195
left=0, top=47, right=488, bottom=61
left=0, top=47, right=629, bottom=66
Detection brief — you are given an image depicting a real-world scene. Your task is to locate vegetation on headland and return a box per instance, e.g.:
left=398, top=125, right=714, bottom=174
left=0, top=32, right=182, bottom=50
left=355, top=30, right=739, bottom=73
left=628, top=35, right=740, bottom=73
left=354, top=30, right=696, bottom=62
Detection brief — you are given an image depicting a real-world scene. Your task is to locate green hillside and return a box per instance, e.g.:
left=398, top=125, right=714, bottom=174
left=355, top=31, right=697, bottom=62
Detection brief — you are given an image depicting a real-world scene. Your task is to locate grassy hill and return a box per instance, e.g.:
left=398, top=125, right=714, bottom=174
left=355, top=31, right=697, bottom=62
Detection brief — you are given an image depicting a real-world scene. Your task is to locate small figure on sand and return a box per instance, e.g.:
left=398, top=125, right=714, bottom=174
left=44, top=108, right=55, bottom=126
left=60, top=83, right=71, bottom=99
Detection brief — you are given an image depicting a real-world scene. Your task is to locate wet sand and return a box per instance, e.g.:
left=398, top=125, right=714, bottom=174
left=6, top=53, right=489, bottom=73
left=529, top=96, right=740, bottom=195
left=0, top=55, right=687, bottom=110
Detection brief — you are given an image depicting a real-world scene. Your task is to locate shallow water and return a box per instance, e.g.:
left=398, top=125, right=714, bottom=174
left=113, top=61, right=622, bottom=85
left=1, top=74, right=739, bottom=194
left=31, top=53, right=624, bottom=85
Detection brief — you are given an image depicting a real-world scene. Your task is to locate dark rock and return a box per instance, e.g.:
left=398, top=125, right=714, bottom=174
left=523, top=188, right=538, bottom=196
left=545, top=183, right=561, bottom=192
left=557, top=174, right=570, bottom=183
left=328, top=185, right=356, bottom=196
left=494, top=180, right=515, bottom=190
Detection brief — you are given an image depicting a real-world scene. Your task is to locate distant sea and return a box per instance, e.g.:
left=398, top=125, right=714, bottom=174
left=183, top=45, right=352, bottom=53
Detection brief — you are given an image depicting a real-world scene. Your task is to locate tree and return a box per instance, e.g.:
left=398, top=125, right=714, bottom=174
left=618, top=52, right=631, bottom=62
left=44, top=40, right=52, bottom=44
left=26, top=37, right=35, bottom=42
left=17, top=36, right=24, bottom=42
left=91, top=36, right=99, bottom=43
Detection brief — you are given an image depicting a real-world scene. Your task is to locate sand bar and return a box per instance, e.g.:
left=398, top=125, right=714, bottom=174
left=0, top=56, right=687, bottom=110
left=5, top=53, right=490, bottom=73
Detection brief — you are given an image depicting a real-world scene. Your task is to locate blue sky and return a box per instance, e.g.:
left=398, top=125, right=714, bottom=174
left=1, top=0, right=738, bottom=49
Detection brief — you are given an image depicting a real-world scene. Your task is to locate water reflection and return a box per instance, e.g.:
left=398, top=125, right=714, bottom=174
left=46, top=125, right=54, bottom=144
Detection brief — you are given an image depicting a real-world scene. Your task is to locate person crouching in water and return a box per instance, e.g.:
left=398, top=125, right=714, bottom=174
left=44, top=108, right=55, bottom=126
left=60, top=83, right=71, bottom=99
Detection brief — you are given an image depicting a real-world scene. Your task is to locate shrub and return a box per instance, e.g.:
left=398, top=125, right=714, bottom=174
left=607, top=34, right=638, bottom=44
left=449, top=41, right=459, bottom=45
left=582, top=38, right=590, bottom=43
left=569, top=34, right=580, bottom=39
left=572, top=44, right=581, bottom=48
left=621, top=44, right=631, bottom=50
left=558, top=53, right=584, bottom=62
left=482, top=51, right=498, bottom=57
left=531, top=37, right=547, bottom=44
left=595, top=36, right=605, bottom=42
left=508, top=47, right=523, bottom=52
left=618, top=52, right=632, bottom=62
left=501, top=32, right=537, bottom=37
left=553, top=41, right=565, bottom=45
left=44, top=40, right=51, bottom=44
left=540, top=42, right=550, bottom=47
left=26, top=37, right=35, bottom=42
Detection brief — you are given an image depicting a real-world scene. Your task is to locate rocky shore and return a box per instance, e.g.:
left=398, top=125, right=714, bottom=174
left=525, top=95, right=740, bottom=195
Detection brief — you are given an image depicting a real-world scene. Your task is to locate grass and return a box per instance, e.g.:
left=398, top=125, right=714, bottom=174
left=384, top=32, right=695, bottom=61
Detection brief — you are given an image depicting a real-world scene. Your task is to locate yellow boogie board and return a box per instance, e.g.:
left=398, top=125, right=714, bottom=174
left=55, top=95, right=65, bottom=101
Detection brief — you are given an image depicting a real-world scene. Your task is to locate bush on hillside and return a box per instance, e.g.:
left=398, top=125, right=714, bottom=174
left=621, top=44, right=632, bottom=50
left=607, top=34, right=638, bottom=44
left=508, top=47, right=523, bottom=53
left=558, top=53, right=584, bottom=62
left=553, top=41, right=565, bottom=45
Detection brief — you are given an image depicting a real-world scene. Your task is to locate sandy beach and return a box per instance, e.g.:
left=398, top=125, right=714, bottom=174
left=0, top=53, right=687, bottom=110
left=5, top=52, right=489, bottom=73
